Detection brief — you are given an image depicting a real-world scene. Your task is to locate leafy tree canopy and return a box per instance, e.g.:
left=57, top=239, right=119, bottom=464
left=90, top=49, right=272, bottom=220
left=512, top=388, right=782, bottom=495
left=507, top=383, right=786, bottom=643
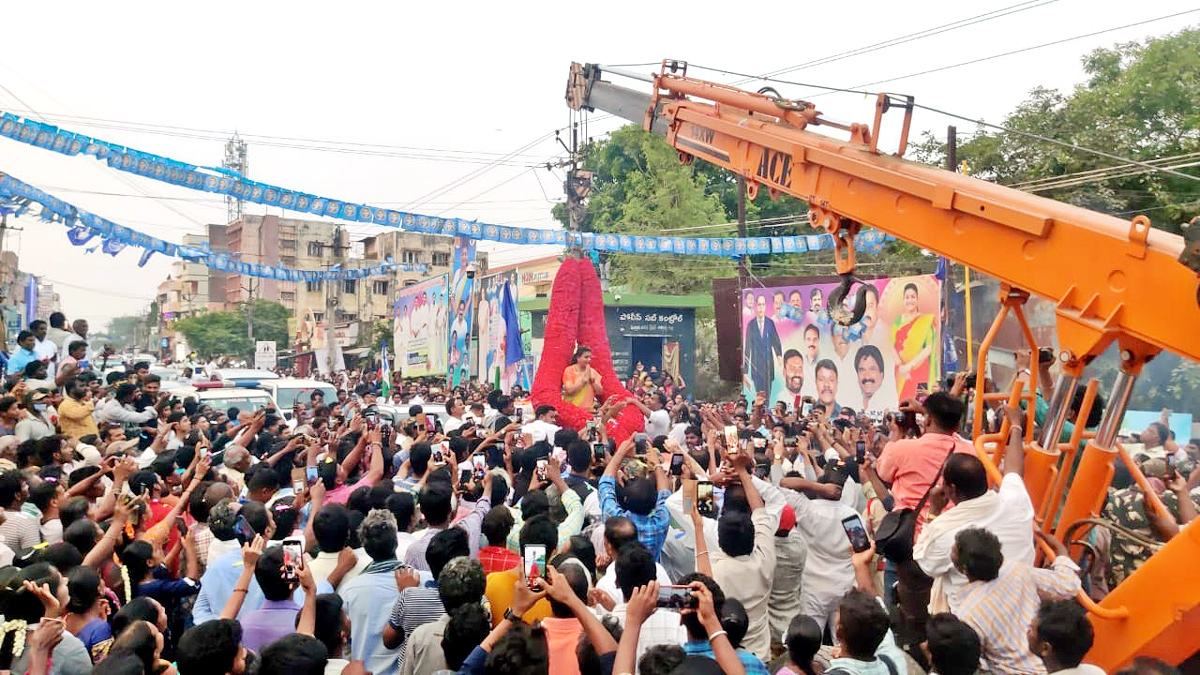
left=174, top=300, right=289, bottom=360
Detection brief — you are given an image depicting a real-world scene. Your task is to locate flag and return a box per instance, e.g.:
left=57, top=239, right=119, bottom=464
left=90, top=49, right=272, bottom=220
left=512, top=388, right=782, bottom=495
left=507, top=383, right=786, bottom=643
left=501, top=281, right=525, bottom=366
left=380, top=339, right=392, bottom=398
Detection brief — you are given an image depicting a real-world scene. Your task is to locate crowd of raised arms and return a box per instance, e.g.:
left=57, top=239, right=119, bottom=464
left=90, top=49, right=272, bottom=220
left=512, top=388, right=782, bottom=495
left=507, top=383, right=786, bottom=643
left=0, top=311, right=1195, bottom=675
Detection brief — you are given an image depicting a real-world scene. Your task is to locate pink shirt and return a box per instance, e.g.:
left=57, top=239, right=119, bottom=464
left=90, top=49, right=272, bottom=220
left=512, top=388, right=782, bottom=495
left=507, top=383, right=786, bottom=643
left=876, top=432, right=975, bottom=511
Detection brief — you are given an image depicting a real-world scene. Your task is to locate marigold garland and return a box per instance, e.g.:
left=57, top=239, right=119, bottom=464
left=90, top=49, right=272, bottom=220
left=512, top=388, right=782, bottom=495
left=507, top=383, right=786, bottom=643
left=530, top=256, right=644, bottom=442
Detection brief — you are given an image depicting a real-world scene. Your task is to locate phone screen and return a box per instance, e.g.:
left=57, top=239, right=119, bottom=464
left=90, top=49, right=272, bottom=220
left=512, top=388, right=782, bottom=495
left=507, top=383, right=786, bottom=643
left=697, top=481, right=715, bottom=516
left=723, top=425, right=739, bottom=456
left=523, top=544, right=547, bottom=586
left=472, top=453, right=487, bottom=476
left=633, top=433, right=649, bottom=455
left=592, top=442, right=606, bottom=460
left=841, top=514, right=872, bottom=553
left=305, top=465, right=319, bottom=486
left=802, top=401, right=814, bottom=417
left=656, top=585, right=697, bottom=609
left=459, top=468, right=472, bottom=485
left=669, top=453, right=684, bottom=476
left=753, top=437, right=766, bottom=450
left=536, top=458, right=548, bottom=481
left=855, top=440, right=866, bottom=463
left=282, top=538, right=304, bottom=578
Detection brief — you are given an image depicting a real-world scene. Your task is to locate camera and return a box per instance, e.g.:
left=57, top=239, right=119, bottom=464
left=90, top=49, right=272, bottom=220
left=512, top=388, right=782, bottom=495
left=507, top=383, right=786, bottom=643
left=944, top=371, right=977, bottom=391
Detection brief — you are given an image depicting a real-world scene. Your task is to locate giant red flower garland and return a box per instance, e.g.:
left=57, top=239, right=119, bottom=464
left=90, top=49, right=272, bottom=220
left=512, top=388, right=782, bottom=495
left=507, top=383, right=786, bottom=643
left=529, top=257, right=644, bottom=442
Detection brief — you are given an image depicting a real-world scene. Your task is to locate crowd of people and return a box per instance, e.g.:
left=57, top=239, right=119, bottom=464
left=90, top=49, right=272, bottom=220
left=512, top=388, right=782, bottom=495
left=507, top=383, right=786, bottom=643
left=0, top=310, right=1195, bottom=675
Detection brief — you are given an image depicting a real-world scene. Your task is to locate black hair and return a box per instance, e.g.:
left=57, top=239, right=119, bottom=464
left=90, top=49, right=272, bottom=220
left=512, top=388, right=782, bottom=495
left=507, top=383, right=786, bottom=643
left=717, top=510, right=755, bottom=557
left=519, top=514, right=558, bottom=554
left=482, top=505, right=515, bottom=547
left=719, top=597, right=750, bottom=648
left=785, top=614, right=822, bottom=675
left=308, top=594, right=346, bottom=660
left=241, top=500, right=270, bottom=537
left=427, top=528, right=470, bottom=581
left=92, top=654, right=147, bottom=675
left=570, top=346, right=592, bottom=364
left=259, top=633, right=329, bottom=675
left=443, top=603, right=490, bottom=670
left=66, top=565, right=103, bottom=614
left=128, top=470, right=158, bottom=497
left=255, top=546, right=293, bottom=601
left=112, top=597, right=161, bottom=638
left=121, top=540, right=155, bottom=585
left=837, top=588, right=891, bottom=659
left=619, top=477, right=656, bottom=516
left=313, top=503, right=351, bottom=553
left=925, top=392, right=966, bottom=432
left=0, top=563, right=61, bottom=666
left=615, top=543, right=656, bottom=603
left=676, top=572, right=724, bottom=638
left=926, top=613, right=982, bottom=675
left=944, top=453, right=989, bottom=501
left=1034, top=599, right=1093, bottom=669
left=410, top=442, right=432, bottom=477
left=108, top=620, right=159, bottom=674
left=346, top=486, right=372, bottom=516
left=854, top=345, right=885, bottom=376
left=565, top=535, right=597, bottom=579
left=38, top=542, right=82, bottom=573
left=28, top=481, right=59, bottom=513
left=386, top=491, right=416, bottom=532
left=0, top=471, right=25, bottom=509
left=63, top=518, right=100, bottom=556
left=639, top=645, right=686, bottom=675
left=954, top=527, right=1003, bottom=582
left=67, top=466, right=101, bottom=491
left=486, top=622, right=549, bottom=675
left=815, top=358, right=838, bottom=378
left=418, top=481, right=453, bottom=527
left=566, top=440, right=592, bottom=473
left=521, top=490, right=550, bottom=521
left=1071, top=385, right=1105, bottom=428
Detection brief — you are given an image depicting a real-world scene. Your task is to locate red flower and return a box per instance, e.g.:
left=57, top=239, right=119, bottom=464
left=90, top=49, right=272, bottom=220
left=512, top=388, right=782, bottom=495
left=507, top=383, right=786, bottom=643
left=529, top=257, right=644, bottom=441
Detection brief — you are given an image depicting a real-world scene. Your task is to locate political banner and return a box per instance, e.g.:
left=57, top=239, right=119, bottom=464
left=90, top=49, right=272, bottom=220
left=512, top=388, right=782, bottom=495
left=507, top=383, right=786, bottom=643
left=447, top=237, right=477, bottom=386
left=740, top=275, right=941, bottom=416
left=254, top=341, right=277, bottom=370
left=394, top=275, right=448, bottom=378
left=477, top=270, right=529, bottom=393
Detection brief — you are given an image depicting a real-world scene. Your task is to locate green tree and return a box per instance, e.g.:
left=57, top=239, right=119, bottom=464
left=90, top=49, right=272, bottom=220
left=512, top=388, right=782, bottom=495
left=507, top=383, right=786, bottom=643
left=913, top=27, right=1200, bottom=232
left=105, top=315, right=146, bottom=349
left=175, top=300, right=289, bottom=360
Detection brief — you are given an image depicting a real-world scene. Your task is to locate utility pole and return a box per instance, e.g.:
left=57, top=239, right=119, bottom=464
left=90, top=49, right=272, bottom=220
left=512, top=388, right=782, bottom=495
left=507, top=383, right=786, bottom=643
left=324, top=227, right=345, bottom=376
left=736, top=177, right=749, bottom=279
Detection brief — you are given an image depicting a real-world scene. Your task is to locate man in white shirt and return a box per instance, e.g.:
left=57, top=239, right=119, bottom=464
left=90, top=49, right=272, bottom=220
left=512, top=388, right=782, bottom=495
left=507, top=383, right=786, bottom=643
left=604, top=541, right=686, bottom=665
left=442, top=397, right=466, bottom=435
left=522, top=405, right=561, bottom=445
left=30, top=320, right=57, bottom=365
left=629, top=392, right=671, bottom=439
left=914, top=412, right=1035, bottom=613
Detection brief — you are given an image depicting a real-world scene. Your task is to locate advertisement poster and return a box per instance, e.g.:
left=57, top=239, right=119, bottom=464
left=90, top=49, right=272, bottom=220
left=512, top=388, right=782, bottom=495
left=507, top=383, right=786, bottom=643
left=477, top=270, right=530, bottom=392
left=393, top=275, right=448, bottom=378
left=740, top=275, right=941, bottom=415
left=447, top=237, right=477, bottom=386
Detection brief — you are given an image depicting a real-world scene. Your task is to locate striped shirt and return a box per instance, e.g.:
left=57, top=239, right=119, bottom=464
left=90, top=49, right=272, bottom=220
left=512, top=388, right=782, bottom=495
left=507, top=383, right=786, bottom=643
left=0, top=509, right=41, bottom=552
left=956, top=556, right=1082, bottom=675
left=387, top=586, right=445, bottom=671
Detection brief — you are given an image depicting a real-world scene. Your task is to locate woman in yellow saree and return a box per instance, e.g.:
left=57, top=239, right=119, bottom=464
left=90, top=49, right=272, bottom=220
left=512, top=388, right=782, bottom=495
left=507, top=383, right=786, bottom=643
left=891, top=282, right=934, bottom=400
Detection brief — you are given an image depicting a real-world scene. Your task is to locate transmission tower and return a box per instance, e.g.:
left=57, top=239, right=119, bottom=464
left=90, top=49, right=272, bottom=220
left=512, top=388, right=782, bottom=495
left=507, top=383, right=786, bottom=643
left=223, top=134, right=248, bottom=224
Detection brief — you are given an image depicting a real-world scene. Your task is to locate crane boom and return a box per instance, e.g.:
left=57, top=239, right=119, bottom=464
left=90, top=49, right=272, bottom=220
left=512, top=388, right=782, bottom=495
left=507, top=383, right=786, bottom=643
left=567, top=60, right=1200, bottom=671
left=566, top=62, right=1200, bottom=369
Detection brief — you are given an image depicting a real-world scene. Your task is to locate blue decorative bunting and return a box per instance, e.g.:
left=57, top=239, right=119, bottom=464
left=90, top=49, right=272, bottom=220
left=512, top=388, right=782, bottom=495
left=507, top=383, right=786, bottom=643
left=0, top=112, right=903, bottom=257
left=0, top=173, right=430, bottom=281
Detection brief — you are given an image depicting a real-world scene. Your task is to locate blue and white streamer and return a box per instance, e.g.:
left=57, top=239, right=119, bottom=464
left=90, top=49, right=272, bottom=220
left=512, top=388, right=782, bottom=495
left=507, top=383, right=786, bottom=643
left=0, top=173, right=430, bottom=281
left=0, top=112, right=889, bottom=257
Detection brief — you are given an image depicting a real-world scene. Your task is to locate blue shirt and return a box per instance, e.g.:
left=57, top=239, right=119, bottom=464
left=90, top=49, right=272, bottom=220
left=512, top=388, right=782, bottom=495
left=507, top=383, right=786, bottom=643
left=240, top=598, right=302, bottom=653
left=683, top=640, right=770, bottom=675
left=6, top=348, right=37, bottom=377
left=598, top=475, right=672, bottom=560
left=340, top=559, right=404, bottom=675
left=192, top=548, right=330, bottom=624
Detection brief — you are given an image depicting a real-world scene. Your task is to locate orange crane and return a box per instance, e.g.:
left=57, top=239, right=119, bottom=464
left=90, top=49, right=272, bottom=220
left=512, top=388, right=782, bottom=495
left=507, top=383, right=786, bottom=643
left=566, top=60, right=1200, bottom=671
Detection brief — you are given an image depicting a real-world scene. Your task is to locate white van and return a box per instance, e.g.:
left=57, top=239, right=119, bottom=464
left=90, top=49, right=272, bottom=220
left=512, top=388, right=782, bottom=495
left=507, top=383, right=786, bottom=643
left=255, top=379, right=338, bottom=421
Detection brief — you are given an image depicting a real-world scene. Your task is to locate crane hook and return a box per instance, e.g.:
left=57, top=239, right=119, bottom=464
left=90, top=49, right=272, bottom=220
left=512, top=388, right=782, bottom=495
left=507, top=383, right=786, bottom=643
left=827, top=272, right=869, bottom=327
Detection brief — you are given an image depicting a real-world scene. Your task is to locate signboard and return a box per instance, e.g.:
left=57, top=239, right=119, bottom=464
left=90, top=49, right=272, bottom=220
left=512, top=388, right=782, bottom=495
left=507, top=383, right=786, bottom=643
left=255, top=340, right=278, bottom=370
left=393, top=275, right=448, bottom=377
left=617, top=309, right=689, bottom=336
left=332, top=322, right=359, bottom=348
left=447, top=237, right=477, bottom=386
left=740, top=274, right=941, bottom=415
left=520, top=269, right=553, bottom=286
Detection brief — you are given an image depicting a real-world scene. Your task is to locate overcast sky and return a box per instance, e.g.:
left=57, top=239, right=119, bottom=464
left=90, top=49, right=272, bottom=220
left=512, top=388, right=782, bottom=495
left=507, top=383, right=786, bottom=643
left=1, top=0, right=1195, bottom=330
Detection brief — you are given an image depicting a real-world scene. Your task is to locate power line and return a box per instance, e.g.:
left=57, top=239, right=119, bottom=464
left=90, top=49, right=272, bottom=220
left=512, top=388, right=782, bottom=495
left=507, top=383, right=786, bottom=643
left=840, top=8, right=1200, bottom=93
left=738, top=0, right=1063, bottom=82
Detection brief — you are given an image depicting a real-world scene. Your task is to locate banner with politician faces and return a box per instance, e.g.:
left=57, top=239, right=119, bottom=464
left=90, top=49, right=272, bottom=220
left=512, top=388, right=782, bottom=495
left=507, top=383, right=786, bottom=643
left=740, top=274, right=942, bottom=416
